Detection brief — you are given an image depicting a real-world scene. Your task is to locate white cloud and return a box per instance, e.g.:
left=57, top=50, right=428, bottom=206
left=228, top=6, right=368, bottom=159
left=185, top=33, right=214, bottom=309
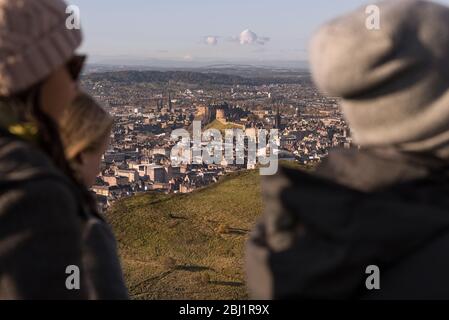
left=202, top=30, right=270, bottom=46
left=237, top=29, right=270, bottom=45
left=203, top=35, right=219, bottom=46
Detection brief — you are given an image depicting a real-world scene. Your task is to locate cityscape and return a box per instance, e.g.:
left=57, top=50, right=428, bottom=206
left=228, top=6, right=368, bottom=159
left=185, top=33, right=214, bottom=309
left=81, top=67, right=353, bottom=211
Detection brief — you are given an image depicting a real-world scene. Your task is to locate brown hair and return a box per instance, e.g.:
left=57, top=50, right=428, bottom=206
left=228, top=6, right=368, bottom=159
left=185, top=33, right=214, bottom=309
left=0, top=82, right=74, bottom=175
left=61, top=93, right=113, bottom=162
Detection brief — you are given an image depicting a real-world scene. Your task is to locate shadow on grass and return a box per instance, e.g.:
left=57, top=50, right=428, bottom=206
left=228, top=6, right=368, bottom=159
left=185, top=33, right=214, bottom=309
left=130, top=270, right=173, bottom=291
left=147, top=197, right=174, bottom=206
left=176, top=265, right=215, bottom=272
left=168, top=213, right=188, bottom=220
left=210, top=281, right=245, bottom=287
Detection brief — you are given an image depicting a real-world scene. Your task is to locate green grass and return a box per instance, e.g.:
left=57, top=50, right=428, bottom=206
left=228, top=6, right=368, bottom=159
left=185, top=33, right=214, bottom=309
left=204, top=119, right=245, bottom=132
left=106, top=169, right=263, bottom=300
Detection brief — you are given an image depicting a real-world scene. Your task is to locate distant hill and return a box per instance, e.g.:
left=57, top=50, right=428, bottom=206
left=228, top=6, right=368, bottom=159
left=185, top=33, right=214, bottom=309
left=106, top=170, right=262, bottom=299
left=85, top=59, right=309, bottom=71
left=83, top=70, right=311, bottom=86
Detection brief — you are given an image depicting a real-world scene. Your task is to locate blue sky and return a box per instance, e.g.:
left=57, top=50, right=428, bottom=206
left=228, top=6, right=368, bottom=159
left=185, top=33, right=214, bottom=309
left=71, top=0, right=449, bottom=64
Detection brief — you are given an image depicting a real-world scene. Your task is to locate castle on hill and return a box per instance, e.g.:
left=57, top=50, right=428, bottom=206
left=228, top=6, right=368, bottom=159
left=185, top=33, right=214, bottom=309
left=195, top=102, right=247, bottom=125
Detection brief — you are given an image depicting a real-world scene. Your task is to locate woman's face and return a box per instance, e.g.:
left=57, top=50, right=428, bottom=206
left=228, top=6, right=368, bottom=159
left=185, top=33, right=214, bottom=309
left=78, top=135, right=110, bottom=187
left=40, top=64, right=78, bottom=126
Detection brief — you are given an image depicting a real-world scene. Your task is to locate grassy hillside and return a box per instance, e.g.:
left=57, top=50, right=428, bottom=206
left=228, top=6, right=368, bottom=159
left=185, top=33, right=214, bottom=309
left=204, top=119, right=245, bottom=132
left=106, top=170, right=263, bottom=300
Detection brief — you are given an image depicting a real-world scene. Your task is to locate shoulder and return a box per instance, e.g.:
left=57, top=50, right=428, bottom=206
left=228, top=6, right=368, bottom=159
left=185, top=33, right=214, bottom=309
left=260, top=163, right=344, bottom=198
left=0, top=134, right=81, bottom=221
left=0, top=133, right=54, bottom=166
left=0, top=133, right=72, bottom=186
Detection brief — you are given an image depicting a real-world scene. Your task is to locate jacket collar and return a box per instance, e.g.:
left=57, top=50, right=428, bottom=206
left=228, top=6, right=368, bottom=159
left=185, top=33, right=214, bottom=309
left=315, top=147, right=449, bottom=192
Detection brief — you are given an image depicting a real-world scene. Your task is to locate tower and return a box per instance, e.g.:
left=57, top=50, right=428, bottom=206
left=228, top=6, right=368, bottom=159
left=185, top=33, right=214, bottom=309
left=168, top=91, right=173, bottom=113
left=157, top=99, right=163, bottom=112
left=275, top=104, right=281, bottom=129
left=216, top=109, right=226, bottom=123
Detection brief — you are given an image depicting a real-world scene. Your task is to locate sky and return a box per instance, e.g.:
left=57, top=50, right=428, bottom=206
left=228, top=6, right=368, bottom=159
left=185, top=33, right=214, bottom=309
left=70, top=0, right=449, bottom=66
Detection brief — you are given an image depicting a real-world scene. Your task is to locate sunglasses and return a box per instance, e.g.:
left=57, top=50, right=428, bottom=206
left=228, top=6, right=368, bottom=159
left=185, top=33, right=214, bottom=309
left=66, top=54, right=86, bottom=81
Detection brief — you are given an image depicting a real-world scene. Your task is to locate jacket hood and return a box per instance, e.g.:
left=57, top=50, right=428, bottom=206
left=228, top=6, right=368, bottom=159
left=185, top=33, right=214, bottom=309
left=247, top=148, right=449, bottom=299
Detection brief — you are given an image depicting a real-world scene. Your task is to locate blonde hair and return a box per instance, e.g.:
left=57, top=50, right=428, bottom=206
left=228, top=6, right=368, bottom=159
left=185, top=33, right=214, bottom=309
left=61, top=93, right=113, bottom=161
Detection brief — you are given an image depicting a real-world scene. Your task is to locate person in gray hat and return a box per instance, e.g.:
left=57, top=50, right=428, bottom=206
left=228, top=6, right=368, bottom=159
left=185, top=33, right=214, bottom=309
left=246, top=0, right=449, bottom=299
left=0, top=0, right=128, bottom=299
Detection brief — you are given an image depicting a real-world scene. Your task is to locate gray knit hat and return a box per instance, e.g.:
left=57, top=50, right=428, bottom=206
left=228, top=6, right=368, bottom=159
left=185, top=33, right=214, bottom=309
left=0, top=0, right=82, bottom=96
left=310, top=0, right=449, bottom=153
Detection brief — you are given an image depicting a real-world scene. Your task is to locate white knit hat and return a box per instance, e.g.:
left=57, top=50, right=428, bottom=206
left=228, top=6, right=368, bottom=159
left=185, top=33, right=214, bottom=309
left=0, top=0, right=82, bottom=96
left=310, top=0, right=449, bottom=153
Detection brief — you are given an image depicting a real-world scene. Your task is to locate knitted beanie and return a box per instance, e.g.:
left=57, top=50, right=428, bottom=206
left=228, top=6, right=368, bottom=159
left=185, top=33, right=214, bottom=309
left=0, top=0, right=82, bottom=96
left=310, top=0, right=449, bottom=152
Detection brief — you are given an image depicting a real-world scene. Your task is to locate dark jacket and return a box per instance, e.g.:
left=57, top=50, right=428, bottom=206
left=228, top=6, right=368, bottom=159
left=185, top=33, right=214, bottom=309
left=0, top=130, right=128, bottom=299
left=246, top=147, right=449, bottom=299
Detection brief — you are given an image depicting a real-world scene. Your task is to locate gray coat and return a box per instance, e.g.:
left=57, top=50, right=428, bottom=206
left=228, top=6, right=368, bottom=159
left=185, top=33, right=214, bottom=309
left=0, top=130, right=128, bottom=299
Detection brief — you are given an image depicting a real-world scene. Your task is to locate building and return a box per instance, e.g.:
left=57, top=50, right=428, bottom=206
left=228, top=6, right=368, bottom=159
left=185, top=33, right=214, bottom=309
left=104, top=152, right=125, bottom=163
left=115, top=169, right=139, bottom=182
left=92, top=185, right=110, bottom=197
left=147, top=165, right=167, bottom=183
left=103, top=175, right=129, bottom=186
left=135, top=164, right=167, bottom=183
left=216, top=109, right=226, bottom=123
